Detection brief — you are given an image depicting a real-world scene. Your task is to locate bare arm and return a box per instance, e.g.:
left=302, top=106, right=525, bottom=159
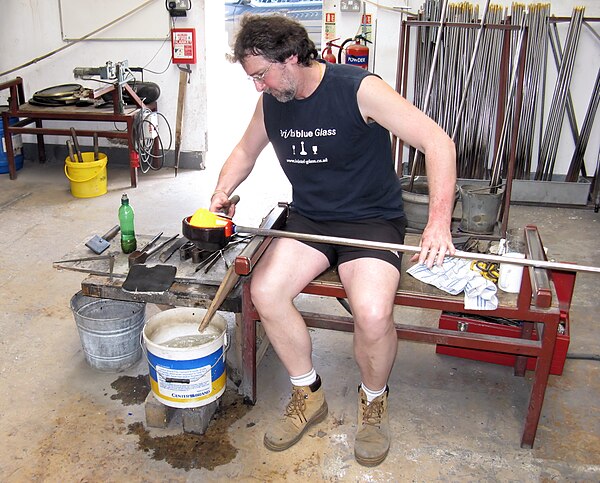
left=357, top=75, right=457, bottom=267
left=210, top=96, right=270, bottom=216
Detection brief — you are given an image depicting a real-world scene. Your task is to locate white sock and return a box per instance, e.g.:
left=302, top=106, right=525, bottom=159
left=361, top=383, right=386, bottom=403
left=290, top=368, right=317, bottom=387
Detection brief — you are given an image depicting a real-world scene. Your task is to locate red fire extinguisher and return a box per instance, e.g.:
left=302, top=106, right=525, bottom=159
left=338, top=35, right=370, bottom=70
left=321, top=39, right=339, bottom=63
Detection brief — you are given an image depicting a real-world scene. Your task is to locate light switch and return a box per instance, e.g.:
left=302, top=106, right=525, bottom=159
left=340, top=0, right=362, bottom=12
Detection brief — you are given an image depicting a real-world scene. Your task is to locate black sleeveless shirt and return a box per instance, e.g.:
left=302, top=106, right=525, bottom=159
left=263, top=62, right=404, bottom=221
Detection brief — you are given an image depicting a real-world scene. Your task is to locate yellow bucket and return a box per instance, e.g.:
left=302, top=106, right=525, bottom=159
left=64, top=152, right=108, bottom=198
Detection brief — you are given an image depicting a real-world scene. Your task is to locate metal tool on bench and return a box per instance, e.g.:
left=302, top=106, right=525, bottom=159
left=128, top=234, right=178, bottom=267
left=127, top=232, right=162, bottom=267
left=53, top=254, right=116, bottom=280
left=85, top=225, right=120, bottom=254
left=185, top=203, right=600, bottom=332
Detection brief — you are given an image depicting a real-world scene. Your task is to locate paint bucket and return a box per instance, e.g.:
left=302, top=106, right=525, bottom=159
left=0, top=115, right=24, bottom=174
left=459, top=185, right=503, bottom=234
left=64, top=152, right=108, bottom=198
left=70, top=291, right=146, bottom=372
left=143, top=307, right=228, bottom=409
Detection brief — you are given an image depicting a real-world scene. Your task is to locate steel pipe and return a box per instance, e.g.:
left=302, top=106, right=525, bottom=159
left=234, top=226, right=600, bottom=275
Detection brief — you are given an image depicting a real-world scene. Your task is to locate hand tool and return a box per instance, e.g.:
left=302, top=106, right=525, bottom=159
left=195, top=223, right=600, bottom=333
left=53, top=254, right=115, bottom=280
left=85, top=225, right=120, bottom=254
left=128, top=234, right=178, bottom=267
left=174, top=65, right=190, bottom=177
left=93, top=132, right=99, bottom=161
left=159, top=237, right=187, bottom=263
left=127, top=231, right=162, bottom=260
left=471, top=260, right=500, bottom=283
left=186, top=208, right=600, bottom=275
left=66, top=140, right=76, bottom=163
left=70, top=127, right=83, bottom=162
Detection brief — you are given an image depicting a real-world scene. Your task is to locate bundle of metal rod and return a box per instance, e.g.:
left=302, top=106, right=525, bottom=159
left=565, top=66, right=600, bottom=182
left=535, top=7, right=585, bottom=181
left=512, top=3, right=551, bottom=180
left=489, top=18, right=527, bottom=190
left=546, top=19, right=583, bottom=178
left=458, top=5, right=504, bottom=179
left=408, top=0, right=449, bottom=188
left=409, top=1, right=507, bottom=181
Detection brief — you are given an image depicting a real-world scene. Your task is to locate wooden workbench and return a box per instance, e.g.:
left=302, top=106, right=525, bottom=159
left=54, top=233, right=248, bottom=313
left=1, top=77, right=155, bottom=187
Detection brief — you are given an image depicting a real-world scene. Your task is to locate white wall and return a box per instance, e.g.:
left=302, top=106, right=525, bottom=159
left=0, top=0, right=207, bottom=163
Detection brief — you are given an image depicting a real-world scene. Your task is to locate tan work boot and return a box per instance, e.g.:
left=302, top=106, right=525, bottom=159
left=264, top=375, right=328, bottom=451
left=354, top=386, right=390, bottom=467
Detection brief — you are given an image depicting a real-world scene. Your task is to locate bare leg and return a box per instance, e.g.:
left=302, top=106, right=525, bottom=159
left=250, top=237, right=330, bottom=377
left=338, top=258, right=400, bottom=390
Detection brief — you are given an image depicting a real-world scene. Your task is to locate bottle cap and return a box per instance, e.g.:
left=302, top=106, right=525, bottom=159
left=121, top=193, right=128, bottom=202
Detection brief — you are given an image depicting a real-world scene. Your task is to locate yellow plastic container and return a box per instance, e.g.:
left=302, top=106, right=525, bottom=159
left=64, top=152, right=108, bottom=198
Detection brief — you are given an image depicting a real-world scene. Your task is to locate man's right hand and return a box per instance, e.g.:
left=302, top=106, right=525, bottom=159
left=209, top=191, right=236, bottom=217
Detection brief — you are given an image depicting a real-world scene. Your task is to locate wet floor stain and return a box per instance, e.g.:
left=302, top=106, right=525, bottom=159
left=128, top=388, right=252, bottom=471
left=110, top=375, right=150, bottom=405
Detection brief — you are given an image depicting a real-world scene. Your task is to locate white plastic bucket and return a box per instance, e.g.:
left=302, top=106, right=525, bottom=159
left=143, top=308, right=227, bottom=408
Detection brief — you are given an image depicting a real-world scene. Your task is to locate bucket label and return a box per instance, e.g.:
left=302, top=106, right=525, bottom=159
left=156, top=364, right=212, bottom=399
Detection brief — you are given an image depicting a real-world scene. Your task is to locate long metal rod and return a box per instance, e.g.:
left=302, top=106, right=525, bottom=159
left=234, top=226, right=600, bottom=275
left=408, top=0, right=449, bottom=191
left=450, top=0, right=491, bottom=140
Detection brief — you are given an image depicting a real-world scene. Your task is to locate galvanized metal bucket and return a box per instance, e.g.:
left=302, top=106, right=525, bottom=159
left=70, top=291, right=146, bottom=372
left=459, top=185, right=503, bottom=234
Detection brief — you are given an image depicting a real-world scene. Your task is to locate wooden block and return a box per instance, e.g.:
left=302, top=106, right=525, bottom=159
left=144, top=391, right=176, bottom=428
left=181, top=400, right=219, bottom=435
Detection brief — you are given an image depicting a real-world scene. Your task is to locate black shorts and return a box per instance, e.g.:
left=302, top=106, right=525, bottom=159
left=284, top=211, right=407, bottom=272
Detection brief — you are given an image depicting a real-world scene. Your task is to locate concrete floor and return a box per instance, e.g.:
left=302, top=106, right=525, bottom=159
left=1, top=160, right=599, bottom=482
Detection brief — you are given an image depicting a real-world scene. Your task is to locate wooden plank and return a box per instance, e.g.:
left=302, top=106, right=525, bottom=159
left=81, top=274, right=243, bottom=313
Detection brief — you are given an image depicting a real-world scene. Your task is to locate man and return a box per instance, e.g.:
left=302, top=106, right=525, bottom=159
left=210, top=14, right=456, bottom=466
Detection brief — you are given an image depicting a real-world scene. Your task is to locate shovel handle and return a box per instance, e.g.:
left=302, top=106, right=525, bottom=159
left=93, top=133, right=99, bottom=161
left=70, top=127, right=83, bottom=162
left=66, top=140, right=76, bottom=163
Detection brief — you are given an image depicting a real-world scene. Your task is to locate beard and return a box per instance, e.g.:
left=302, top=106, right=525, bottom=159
left=265, top=67, right=296, bottom=102
left=265, top=87, right=296, bottom=103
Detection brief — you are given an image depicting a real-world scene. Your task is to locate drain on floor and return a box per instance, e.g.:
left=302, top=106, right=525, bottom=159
left=128, top=388, right=252, bottom=471
left=110, top=374, right=151, bottom=405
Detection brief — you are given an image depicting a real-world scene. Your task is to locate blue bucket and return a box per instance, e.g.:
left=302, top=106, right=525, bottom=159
left=0, top=116, right=24, bottom=174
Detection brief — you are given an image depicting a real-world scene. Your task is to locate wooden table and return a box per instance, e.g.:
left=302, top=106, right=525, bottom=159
left=54, top=233, right=247, bottom=313
left=1, top=77, right=156, bottom=187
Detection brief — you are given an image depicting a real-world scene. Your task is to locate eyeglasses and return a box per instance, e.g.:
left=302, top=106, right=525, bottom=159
left=248, top=62, right=274, bottom=84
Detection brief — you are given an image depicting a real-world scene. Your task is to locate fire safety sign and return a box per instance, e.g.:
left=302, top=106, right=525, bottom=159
left=171, top=28, right=196, bottom=64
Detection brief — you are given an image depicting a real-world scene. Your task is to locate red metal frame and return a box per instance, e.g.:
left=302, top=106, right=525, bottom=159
left=236, top=223, right=566, bottom=449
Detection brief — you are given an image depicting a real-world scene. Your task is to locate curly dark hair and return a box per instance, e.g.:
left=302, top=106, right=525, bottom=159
left=230, top=14, right=318, bottom=67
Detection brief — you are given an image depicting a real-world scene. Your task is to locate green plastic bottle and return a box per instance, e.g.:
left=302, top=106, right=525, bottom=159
left=118, top=193, right=137, bottom=254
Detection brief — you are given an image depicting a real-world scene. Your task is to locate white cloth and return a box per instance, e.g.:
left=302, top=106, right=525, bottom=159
left=406, top=257, right=498, bottom=310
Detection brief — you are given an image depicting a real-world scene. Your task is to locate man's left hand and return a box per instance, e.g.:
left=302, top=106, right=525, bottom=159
left=411, top=222, right=455, bottom=268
